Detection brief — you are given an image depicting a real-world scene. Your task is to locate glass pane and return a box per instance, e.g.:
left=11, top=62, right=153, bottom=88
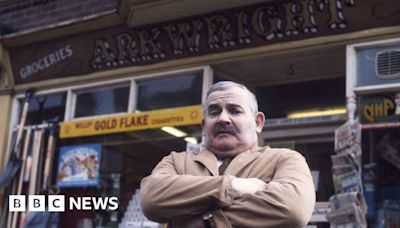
left=22, top=93, right=67, bottom=125
left=356, top=45, right=400, bottom=87
left=256, top=78, right=346, bottom=118
left=137, top=73, right=203, bottom=111
left=75, top=86, right=129, bottom=118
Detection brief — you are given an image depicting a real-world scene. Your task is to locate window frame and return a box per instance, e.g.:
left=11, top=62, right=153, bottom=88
left=347, top=37, right=400, bottom=96
left=71, top=82, right=131, bottom=120
left=10, top=66, right=213, bottom=126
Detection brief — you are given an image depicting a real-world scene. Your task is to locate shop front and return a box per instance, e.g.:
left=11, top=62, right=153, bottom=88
left=1, top=0, right=400, bottom=227
left=6, top=67, right=210, bottom=227
left=345, top=37, right=400, bottom=227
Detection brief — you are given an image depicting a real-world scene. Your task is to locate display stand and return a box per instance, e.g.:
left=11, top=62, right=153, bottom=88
left=327, top=120, right=367, bottom=227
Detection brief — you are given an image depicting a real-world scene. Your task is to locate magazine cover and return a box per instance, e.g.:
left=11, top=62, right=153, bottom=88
left=56, top=143, right=102, bottom=188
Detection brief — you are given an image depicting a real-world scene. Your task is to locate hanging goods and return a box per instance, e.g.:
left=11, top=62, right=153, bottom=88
left=0, top=88, right=35, bottom=187
left=0, top=88, right=35, bottom=228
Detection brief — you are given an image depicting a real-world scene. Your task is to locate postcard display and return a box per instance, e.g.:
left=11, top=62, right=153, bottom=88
left=327, top=120, right=367, bottom=227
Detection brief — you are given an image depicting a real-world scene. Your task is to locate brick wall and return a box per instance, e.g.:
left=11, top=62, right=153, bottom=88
left=0, top=0, right=120, bottom=36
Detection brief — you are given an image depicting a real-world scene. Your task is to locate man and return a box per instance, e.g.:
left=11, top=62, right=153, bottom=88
left=140, top=81, right=315, bottom=227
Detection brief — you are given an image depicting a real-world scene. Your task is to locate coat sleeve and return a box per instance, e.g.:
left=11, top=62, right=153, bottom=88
left=140, top=152, right=237, bottom=223
left=223, top=151, right=316, bottom=227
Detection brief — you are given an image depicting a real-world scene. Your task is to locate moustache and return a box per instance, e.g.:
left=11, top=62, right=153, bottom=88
left=213, top=123, right=236, bottom=136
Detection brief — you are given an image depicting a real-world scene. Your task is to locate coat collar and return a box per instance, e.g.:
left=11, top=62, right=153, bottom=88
left=193, top=146, right=266, bottom=176
left=193, top=150, right=219, bottom=176
left=225, top=146, right=264, bottom=176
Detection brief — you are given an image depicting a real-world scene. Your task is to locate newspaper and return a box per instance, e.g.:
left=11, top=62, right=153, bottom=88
left=330, top=120, right=366, bottom=227
left=310, top=202, right=330, bottom=223
left=331, top=146, right=362, bottom=176
left=332, top=170, right=363, bottom=194
left=326, top=203, right=367, bottom=228
left=332, top=165, right=356, bottom=176
left=329, top=192, right=367, bottom=215
left=334, top=120, right=361, bottom=152
left=339, top=146, right=361, bottom=164
left=331, top=153, right=359, bottom=173
left=331, top=152, right=356, bottom=167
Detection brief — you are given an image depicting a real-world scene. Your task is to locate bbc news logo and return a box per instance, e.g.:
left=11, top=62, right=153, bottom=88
left=9, top=195, right=118, bottom=212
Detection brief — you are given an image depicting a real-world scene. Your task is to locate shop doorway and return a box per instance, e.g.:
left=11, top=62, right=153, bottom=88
left=58, top=124, right=201, bottom=227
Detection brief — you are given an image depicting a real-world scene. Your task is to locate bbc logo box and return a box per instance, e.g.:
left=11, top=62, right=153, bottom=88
left=9, top=195, right=65, bottom=212
left=9, top=195, right=118, bottom=212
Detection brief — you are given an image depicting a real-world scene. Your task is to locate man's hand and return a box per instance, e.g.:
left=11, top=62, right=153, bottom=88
left=231, top=177, right=267, bottom=195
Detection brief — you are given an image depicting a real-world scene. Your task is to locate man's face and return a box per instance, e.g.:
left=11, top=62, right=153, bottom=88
left=202, top=87, right=265, bottom=158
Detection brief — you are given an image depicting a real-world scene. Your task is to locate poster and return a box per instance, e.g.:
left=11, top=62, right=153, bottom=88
left=57, top=143, right=102, bottom=188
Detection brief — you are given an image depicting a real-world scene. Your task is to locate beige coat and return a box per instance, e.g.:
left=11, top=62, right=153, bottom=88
left=140, top=146, right=316, bottom=228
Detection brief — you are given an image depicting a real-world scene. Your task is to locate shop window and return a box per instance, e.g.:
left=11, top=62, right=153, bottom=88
left=256, top=78, right=346, bottom=119
left=358, top=127, right=400, bottom=227
left=22, top=92, right=66, bottom=125
left=295, top=142, right=335, bottom=202
left=74, top=85, right=129, bottom=118
left=136, top=73, right=203, bottom=111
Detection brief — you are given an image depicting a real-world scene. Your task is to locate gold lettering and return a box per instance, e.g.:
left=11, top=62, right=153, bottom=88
left=137, top=29, right=164, bottom=59
left=283, top=2, right=298, bottom=33
left=363, top=105, right=374, bottom=122
left=384, top=98, right=395, bottom=115
left=364, top=97, right=395, bottom=122
left=298, top=0, right=318, bottom=32
left=327, top=0, right=343, bottom=28
left=283, top=0, right=318, bottom=34
left=235, top=11, right=251, bottom=44
left=317, top=0, right=355, bottom=29
left=252, top=6, right=283, bottom=40
left=164, top=20, right=202, bottom=54
left=91, top=38, right=116, bottom=69
left=115, top=33, right=140, bottom=64
left=375, top=103, right=384, bottom=117
left=205, top=15, right=235, bottom=48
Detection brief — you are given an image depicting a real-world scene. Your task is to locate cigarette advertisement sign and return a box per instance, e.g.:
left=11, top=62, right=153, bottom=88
left=60, top=105, right=202, bottom=138
left=359, top=93, right=400, bottom=124
left=56, top=143, right=102, bottom=188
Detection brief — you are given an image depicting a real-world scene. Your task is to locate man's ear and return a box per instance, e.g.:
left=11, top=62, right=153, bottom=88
left=201, top=119, right=205, bottom=129
left=255, top=112, right=265, bottom=133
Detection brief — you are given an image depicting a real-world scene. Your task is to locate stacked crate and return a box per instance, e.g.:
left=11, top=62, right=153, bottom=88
left=119, top=189, right=162, bottom=228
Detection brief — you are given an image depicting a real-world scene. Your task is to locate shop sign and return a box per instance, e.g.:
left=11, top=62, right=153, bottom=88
left=60, top=105, right=202, bottom=138
left=359, top=93, right=400, bottom=124
left=9, top=0, right=400, bottom=84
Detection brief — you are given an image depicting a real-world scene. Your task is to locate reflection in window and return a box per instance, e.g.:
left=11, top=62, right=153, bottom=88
left=75, top=86, right=129, bottom=118
left=22, top=93, right=67, bottom=125
left=137, top=73, right=203, bottom=111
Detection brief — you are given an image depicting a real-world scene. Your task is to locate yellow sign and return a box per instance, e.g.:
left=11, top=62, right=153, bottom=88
left=60, top=105, right=202, bottom=138
left=362, top=96, right=395, bottom=122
